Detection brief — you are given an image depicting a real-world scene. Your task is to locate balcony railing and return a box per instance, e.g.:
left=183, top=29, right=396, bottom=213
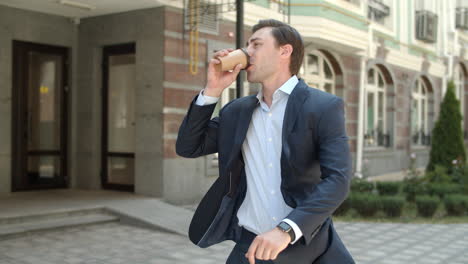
left=365, top=129, right=391, bottom=147
left=412, top=130, right=431, bottom=146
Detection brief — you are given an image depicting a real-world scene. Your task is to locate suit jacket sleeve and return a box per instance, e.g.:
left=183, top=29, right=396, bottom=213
left=286, top=97, right=351, bottom=245
left=176, top=95, right=219, bottom=158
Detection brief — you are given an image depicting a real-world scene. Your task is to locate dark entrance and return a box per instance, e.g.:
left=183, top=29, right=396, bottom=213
left=101, top=43, right=136, bottom=192
left=12, top=41, right=69, bottom=191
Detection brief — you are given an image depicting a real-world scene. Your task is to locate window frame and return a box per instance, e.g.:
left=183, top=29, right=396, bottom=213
left=301, top=50, right=336, bottom=94
left=364, top=66, right=388, bottom=148
left=411, top=77, right=430, bottom=146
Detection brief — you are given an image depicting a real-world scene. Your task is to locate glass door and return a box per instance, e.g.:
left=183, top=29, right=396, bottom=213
left=102, top=43, right=136, bottom=191
left=12, top=41, right=68, bottom=191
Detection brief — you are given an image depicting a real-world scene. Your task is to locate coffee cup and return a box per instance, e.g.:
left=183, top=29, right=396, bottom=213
left=215, top=48, right=250, bottom=71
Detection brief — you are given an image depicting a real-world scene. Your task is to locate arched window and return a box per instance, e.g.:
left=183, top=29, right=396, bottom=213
left=365, top=66, right=389, bottom=147
left=411, top=77, right=431, bottom=146
left=454, top=63, right=465, bottom=118
left=300, top=50, right=335, bottom=94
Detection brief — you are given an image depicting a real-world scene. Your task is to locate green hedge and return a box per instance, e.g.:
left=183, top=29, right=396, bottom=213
left=415, top=195, right=440, bottom=217
left=350, top=193, right=380, bottom=217
left=334, top=195, right=352, bottom=216
left=380, top=196, right=405, bottom=217
left=444, top=195, right=468, bottom=216
left=350, top=178, right=374, bottom=193
left=428, top=183, right=463, bottom=199
left=377, top=182, right=401, bottom=196
left=403, top=182, right=428, bottom=202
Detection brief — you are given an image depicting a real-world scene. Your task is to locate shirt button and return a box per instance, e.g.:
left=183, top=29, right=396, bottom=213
left=269, top=163, right=273, bottom=167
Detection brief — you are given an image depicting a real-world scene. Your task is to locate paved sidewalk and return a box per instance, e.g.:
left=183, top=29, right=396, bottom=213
left=0, top=221, right=467, bottom=264
left=1, top=190, right=467, bottom=264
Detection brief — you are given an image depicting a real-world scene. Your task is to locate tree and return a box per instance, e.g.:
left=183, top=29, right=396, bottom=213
left=426, top=81, right=466, bottom=173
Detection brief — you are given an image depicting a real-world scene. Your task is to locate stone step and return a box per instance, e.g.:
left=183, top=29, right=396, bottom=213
left=0, top=208, right=119, bottom=240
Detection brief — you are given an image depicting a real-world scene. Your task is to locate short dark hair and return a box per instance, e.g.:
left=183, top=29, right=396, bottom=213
left=252, top=19, right=304, bottom=76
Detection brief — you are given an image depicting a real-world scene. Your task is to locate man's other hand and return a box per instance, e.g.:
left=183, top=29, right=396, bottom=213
left=245, top=227, right=290, bottom=264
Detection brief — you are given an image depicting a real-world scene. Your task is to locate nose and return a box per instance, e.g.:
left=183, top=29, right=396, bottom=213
left=245, top=45, right=254, bottom=57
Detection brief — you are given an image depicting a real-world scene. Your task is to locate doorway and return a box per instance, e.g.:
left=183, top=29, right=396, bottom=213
left=101, top=43, right=136, bottom=192
left=12, top=41, right=69, bottom=191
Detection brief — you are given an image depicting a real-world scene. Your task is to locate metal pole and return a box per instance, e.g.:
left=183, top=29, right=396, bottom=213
left=236, top=0, right=244, bottom=98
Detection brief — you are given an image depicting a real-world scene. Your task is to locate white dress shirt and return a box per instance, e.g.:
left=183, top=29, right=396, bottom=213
left=195, top=75, right=303, bottom=244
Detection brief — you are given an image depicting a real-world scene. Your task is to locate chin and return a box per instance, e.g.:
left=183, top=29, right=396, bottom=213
left=247, top=74, right=261, bottom=83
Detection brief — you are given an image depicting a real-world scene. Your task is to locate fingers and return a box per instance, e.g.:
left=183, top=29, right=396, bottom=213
left=262, top=248, right=273, bottom=260
left=271, top=250, right=280, bottom=260
left=246, top=238, right=259, bottom=264
left=231, top=63, right=243, bottom=76
left=209, top=58, right=221, bottom=65
left=213, top=49, right=232, bottom=59
left=255, top=238, right=266, bottom=260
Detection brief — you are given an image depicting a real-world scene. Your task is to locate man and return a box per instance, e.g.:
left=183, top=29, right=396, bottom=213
left=176, top=19, right=354, bottom=264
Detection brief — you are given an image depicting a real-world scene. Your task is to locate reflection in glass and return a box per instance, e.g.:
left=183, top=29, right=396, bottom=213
left=411, top=99, right=418, bottom=135
left=368, top=69, right=374, bottom=84
left=27, top=52, right=62, bottom=151
left=378, top=74, right=384, bottom=87
left=307, top=54, right=318, bottom=75
left=367, top=93, right=374, bottom=134
left=107, top=157, right=134, bottom=185
left=28, top=156, right=60, bottom=180
left=324, top=61, right=333, bottom=80
left=108, top=54, right=136, bottom=153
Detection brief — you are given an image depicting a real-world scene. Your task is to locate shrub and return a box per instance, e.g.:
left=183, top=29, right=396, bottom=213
left=425, top=165, right=452, bottom=183
left=428, top=183, right=463, bottom=199
left=380, top=196, right=405, bottom=217
left=443, top=195, right=468, bottom=216
left=350, top=193, right=381, bottom=217
left=454, top=165, right=468, bottom=194
left=426, top=81, right=466, bottom=173
left=377, top=182, right=401, bottom=196
left=403, top=180, right=428, bottom=202
left=334, top=195, right=352, bottom=216
left=350, top=178, right=374, bottom=193
left=415, top=195, right=440, bottom=217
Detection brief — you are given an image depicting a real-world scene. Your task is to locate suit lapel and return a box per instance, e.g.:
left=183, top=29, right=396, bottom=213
left=227, top=95, right=259, bottom=168
left=282, top=79, right=309, bottom=140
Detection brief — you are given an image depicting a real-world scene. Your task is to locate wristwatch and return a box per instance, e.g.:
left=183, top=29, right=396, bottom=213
left=277, top=221, right=295, bottom=242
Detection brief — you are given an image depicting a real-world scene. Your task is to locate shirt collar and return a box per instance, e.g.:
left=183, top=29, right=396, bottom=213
left=256, top=75, right=299, bottom=103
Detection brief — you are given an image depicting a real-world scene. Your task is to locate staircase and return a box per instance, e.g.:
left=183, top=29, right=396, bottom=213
left=0, top=208, right=119, bottom=240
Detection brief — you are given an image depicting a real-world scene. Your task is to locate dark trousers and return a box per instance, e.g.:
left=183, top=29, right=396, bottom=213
left=226, top=228, right=275, bottom=264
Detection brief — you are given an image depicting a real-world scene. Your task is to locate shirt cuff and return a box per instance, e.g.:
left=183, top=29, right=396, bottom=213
left=195, top=89, right=220, bottom=106
left=282, top=218, right=303, bottom=245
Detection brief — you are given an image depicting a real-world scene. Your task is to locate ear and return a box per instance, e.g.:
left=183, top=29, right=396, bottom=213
left=280, top=44, right=293, bottom=58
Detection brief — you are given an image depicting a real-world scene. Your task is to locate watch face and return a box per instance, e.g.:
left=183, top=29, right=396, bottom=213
left=278, top=222, right=292, bottom=232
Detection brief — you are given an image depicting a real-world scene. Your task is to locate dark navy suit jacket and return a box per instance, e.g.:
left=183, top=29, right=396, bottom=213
left=176, top=79, right=355, bottom=264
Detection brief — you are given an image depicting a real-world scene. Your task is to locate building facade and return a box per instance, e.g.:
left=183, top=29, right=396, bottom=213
left=0, top=0, right=467, bottom=204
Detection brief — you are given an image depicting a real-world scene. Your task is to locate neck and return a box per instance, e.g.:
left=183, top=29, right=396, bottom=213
left=261, top=73, right=293, bottom=107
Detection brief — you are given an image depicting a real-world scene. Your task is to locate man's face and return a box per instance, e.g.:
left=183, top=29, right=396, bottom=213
left=245, top=27, right=282, bottom=83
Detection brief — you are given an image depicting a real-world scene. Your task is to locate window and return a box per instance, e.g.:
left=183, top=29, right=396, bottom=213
left=365, top=66, right=389, bottom=147
left=454, top=64, right=465, bottom=131
left=414, top=0, right=436, bottom=13
left=184, top=0, right=219, bottom=34
left=456, top=0, right=468, bottom=30
left=368, top=0, right=392, bottom=29
left=411, top=78, right=431, bottom=146
left=301, top=51, right=335, bottom=94
left=454, top=64, right=465, bottom=114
